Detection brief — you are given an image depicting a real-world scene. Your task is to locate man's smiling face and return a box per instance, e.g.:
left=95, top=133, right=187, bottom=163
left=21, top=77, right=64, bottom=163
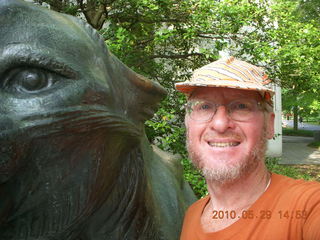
left=185, top=87, right=274, bottom=183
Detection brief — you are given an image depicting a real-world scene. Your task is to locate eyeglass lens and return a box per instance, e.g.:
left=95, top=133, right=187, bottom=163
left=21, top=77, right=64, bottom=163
left=187, top=99, right=260, bottom=122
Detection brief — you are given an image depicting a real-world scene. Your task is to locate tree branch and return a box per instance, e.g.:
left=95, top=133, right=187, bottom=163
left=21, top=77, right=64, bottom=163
left=196, top=34, right=238, bottom=40
left=149, top=53, right=204, bottom=59
left=108, top=13, right=186, bottom=24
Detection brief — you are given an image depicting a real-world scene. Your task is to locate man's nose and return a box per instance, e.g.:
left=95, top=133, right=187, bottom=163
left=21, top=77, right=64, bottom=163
left=208, top=106, right=234, bottom=132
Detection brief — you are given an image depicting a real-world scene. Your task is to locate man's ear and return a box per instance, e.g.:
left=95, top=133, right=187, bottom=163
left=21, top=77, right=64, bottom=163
left=266, top=112, right=275, bottom=139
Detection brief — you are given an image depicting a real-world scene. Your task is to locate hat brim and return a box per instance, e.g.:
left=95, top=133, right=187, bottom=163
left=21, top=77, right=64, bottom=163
left=175, top=79, right=274, bottom=98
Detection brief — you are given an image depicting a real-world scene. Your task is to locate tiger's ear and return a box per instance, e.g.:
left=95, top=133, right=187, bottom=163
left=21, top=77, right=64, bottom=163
left=109, top=53, right=167, bottom=123
left=125, top=67, right=167, bottom=122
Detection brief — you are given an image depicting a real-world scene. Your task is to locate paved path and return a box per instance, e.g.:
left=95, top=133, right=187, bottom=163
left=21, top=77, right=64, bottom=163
left=280, top=136, right=320, bottom=165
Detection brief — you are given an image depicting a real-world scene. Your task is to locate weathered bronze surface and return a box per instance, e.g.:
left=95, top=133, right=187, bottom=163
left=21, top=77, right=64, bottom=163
left=0, top=0, right=196, bottom=239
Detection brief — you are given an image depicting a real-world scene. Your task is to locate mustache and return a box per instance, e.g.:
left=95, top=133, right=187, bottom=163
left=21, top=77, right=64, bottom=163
left=0, top=105, right=141, bottom=140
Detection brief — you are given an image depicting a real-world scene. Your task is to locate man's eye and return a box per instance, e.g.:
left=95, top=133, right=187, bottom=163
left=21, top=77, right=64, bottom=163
left=3, top=67, right=57, bottom=93
left=231, top=102, right=252, bottom=111
left=195, top=103, right=212, bottom=111
left=238, top=103, right=248, bottom=109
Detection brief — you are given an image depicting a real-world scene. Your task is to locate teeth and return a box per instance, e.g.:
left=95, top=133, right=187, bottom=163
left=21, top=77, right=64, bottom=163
left=208, top=142, right=239, bottom=147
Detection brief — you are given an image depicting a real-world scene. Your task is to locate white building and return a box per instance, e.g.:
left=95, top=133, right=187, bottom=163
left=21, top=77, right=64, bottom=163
left=266, top=84, right=282, bottom=157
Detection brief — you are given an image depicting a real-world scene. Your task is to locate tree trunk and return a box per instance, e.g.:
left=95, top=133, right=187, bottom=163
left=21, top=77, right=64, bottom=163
left=293, top=106, right=298, bottom=130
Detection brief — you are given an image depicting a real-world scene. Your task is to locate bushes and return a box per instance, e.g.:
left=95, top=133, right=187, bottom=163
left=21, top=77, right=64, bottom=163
left=145, top=96, right=186, bottom=154
left=182, top=158, right=208, bottom=199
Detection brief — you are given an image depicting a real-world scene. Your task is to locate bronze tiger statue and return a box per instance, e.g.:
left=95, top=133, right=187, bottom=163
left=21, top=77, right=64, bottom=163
left=0, top=0, right=196, bottom=239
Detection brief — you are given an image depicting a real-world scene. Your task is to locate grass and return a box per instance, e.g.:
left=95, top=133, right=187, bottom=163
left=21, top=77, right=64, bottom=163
left=282, top=128, right=314, bottom=137
left=288, top=165, right=320, bottom=181
left=307, top=141, right=320, bottom=150
left=283, top=127, right=319, bottom=149
left=306, top=121, right=320, bottom=125
left=266, top=158, right=314, bottom=181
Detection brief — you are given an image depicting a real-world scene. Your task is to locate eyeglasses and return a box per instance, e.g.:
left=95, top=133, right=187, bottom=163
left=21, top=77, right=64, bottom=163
left=185, top=99, right=263, bottom=122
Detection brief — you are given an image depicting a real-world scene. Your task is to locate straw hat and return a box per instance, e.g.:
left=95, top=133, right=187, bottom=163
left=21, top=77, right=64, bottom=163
left=175, top=56, right=274, bottom=102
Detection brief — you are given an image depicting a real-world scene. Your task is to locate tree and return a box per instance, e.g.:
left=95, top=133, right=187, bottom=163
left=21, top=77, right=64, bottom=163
left=295, top=0, right=320, bottom=26
left=268, top=0, right=320, bottom=130
left=224, top=0, right=320, bottom=130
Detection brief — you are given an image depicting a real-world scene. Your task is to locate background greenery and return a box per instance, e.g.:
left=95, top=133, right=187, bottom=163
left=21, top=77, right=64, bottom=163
left=31, top=0, right=320, bottom=198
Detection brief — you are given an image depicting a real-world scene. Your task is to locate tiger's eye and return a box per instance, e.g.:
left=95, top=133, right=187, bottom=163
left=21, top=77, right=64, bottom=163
left=17, top=70, right=48, bottom=92
left=4, top=67, right=55, bottom=93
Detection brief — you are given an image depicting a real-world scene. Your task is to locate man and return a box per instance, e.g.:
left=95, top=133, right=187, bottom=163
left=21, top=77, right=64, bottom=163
left=175, top=56, right=320, bottom=240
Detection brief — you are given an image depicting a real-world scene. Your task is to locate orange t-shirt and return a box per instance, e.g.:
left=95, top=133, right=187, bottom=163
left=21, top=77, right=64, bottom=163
left=180, top=173, right=320, bottom=240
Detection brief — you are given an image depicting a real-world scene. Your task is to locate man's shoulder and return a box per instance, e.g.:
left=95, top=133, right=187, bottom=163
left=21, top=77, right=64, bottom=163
left=186, top=195, right=210, bottom=213
left=273, top=173, right=320, bottom=188
left=271, top=173, right=320, bottom=200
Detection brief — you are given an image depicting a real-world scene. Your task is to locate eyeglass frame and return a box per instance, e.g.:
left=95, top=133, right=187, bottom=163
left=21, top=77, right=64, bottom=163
left=185, top=98, right=267, bottom=123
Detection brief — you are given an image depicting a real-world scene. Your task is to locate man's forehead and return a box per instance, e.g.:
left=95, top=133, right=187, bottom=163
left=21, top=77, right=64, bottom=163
left=189, top=87, right=261, bottom=101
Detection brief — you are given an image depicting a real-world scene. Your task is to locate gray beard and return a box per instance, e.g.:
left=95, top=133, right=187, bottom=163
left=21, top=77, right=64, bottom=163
left=186, top=128, right=267, bottom=184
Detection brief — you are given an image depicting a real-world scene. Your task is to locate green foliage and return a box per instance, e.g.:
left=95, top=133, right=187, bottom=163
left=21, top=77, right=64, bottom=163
left=266, top=1, right=320, bottom=128
left=145, top=95, right=186, bottom=153
left=294, top=0, right=320, bottom=26
left=182, top=158, right=208, bottom=199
